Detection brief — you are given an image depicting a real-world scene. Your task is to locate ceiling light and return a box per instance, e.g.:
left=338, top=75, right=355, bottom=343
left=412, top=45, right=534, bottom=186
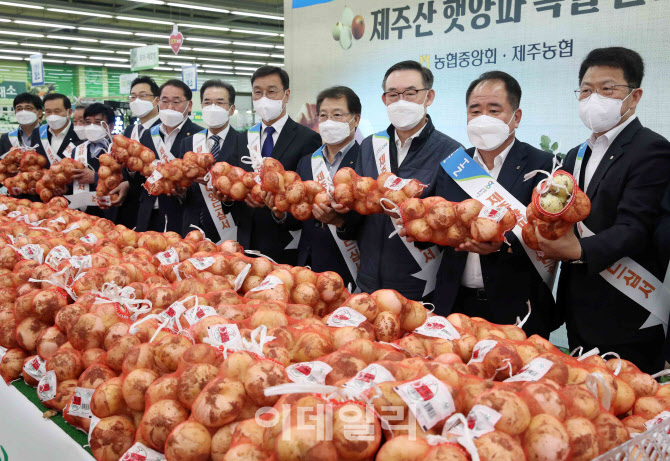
left=20, top=42, right=67, bottom=49
left=89, top=56, right=128, bottom=62
left=235, top=72, right=253, bottom=76
left=271, top=54, right=284, bottom=58
left=70, top=47, right=116, bottom=54
left=167, top=61, right=194, bottom=66
left=232, top=41, right=274, bottom=48
left=0, top=30, right=43, bottom=37
left=178, top=24, right=229, bottom=32
left=167, top=3, right=229, bottom=13
left=100, top=40, right=145, bottom=46
left=48, top=52, right=87, bottom=59
left=154, top=66, right=176, bottom=71
left=15, top=20, right=75, bottom=29
left=0, top=1, right=43, bottom=8
left=115, top=51, right=131, bottom=55
left=0, top=49, right=34, bottom=54
left=203, top=64, right=233, bottom=69
left=0, top=40, right=17, bottom=45
left=197, top=57, right=232, bottom=62
left=78, top=27, right=133, bottom=35
left=47, top=35, right=98, bottom=42
left=232, top=51, right=269, bottom=57
left=156, top=45, right=191, bottom=50
left=126, top=0, right=165, bottom=4
left=0, top=55, right=24, bottom=60
left=230, top=29, right=278, bottom=37
left=230, top=11, right=283, bottom=21
left=47, top=8, right=112, bottom=18
left=134, top=33, right=169, bottom=39
left=267, top=62, right=284, bottom=67
left=160, top=54, right=196, bottom=60
left=234, top=60, right=265, bottom=65
left=42, top=59, right=64, bottom=63
left=105, top=63, right=131, bottom=68
left=117, top=16, right=173, bottom=25
left=234, top=66, right=257, bottom=71
left=186, top=37, right=230, bottom=45
left=275, top=45, right=284, bottom=49
left=191, top=47, right=231, bottom=54
left=66, top=60, right=105, bottom=66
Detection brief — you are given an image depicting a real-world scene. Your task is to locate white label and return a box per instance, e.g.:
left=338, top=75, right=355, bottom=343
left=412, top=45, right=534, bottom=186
left=7, top=211, right=21, bottom=218
left=18, top=244, right=44, bottom=263
left=443, top=405, right=501, bottom=439
left=120, top=442, right=166, bottom=461
left=159, top=302, right=187, bottom=333
left=326, top=307, right=367, bottom=328
left=9, top=187, right=21, bottom=196
left=79, top=233, right=98, bottom=244
left=156, top=248, right=179, bottom=266
left=87, top=415, right=101, bottom=446
left=477, top=206, right=506, bottom=223
left=644, top=411, right=670, bottom=430
left=414, top=316, right=461, bottom=340
left=183, top=305, right=217, bottom=326
left=286, top=361, right=333, bottom=385
left=233, top=263, right=252, bottom=292
left=37, top=370, right=57, bottom=401
left=0, top=204, right=7, bottom=212
left=69, top=255, right=92, bottom=270
left=467, top=340, right=499, bottom=364
left=188, top=256, right=215, bottom=271
left=49, top=216, right=67, bottom=224
left=96, top=196, right=111, bottom=207
left=22, top=355, right=46, bottom=382
left=249, top=275, right=283, bottom=293
left=146, top=169, right=163, bottom=185
left=504, top=357, right=554, bottom=383
left=63, top=222, right=80, bottom=233
left=0, top=346, right=6, bottom=361
left=343, top=364, right=395, bottom=397
left=384, top=175, right=411, bottom=191
left=394, top=374, right=456, bottom=432
left=206, top=323, right=243, bottom=351
left=45, top=245, right=71, bottom=270
left=68, top=387, right=94, bottom=418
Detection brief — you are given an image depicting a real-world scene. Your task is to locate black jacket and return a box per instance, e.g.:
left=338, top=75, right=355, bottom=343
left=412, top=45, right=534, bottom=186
left=178, top=126, right=247, bottom=240
left=231, top=116, right=322, bottom=265
left=337, top=116, right=462, bottom=301
left=432, top=141, right=558, bottom=337
left=654, top=184, right=670, bottom=363
left=558, top=117, right=670, bottom=348
left=29, top=122, right=83, bottom=167
left=0, top=125, right=34, bottom=156
left=135, top=119, right=204, bottom=233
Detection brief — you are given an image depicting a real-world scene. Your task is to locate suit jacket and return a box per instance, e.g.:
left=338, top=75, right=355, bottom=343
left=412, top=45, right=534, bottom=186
left=117, top=119, right=162, bottom=229
left=0, top=125, right=33, bottom=156
left=135, top=118, right=204, bottom=233
left=178, top=126, right=247, bottom=240
left=432, top=141, right=558, bottom=337
left=558, top=117, right=670, bottom=346
left=232, top=116, right=322, bottom=265
left=337, top=116, right=462, bottom=301
left=654, top=184, right=670, bottom=362
left=29, top=122, right=83, bottom=167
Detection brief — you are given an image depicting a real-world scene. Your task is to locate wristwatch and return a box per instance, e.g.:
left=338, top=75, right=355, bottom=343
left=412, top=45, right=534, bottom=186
left=569, top=248, right=586, bottom=264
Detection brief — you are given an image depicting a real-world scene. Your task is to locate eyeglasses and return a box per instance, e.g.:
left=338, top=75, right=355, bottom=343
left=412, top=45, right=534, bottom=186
left=159, top=98, right=187, bottom=108
left=128, top=93, right=155, bottom=102
left=252, top=89, right=283, bottom=99
left=383, top=88, right=428, bottom=102
left=318, top=112, right=353, bottom=122
left=203, top=100, right=231, bottom=107
left=574, top=85, right=635, bottom=100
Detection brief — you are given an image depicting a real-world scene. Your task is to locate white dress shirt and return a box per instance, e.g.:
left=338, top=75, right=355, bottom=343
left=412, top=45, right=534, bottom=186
left=208, top=124, right=230, bottom=152
left=462, top=140, right=515, bottom=289
left=49, top=120, right=71, bottom=155
left=261, top=113, right=288, bottom=147
left=159, top=118, right=188, bottom=153
left=141, top=114, right=160, bottom=132
left=394, top=123, right=426, bottom=167
left=583, top=114, right=637, bottom=191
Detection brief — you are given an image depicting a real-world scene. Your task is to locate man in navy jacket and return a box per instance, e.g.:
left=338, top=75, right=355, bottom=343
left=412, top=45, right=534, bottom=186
left=430, top=71, right=558, bottom=337
left=537, top=47, right=670, bottom=373
left=336, top=61, right=462, bottom=301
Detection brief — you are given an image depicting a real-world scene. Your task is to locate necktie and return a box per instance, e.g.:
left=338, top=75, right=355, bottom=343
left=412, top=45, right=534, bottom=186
left=261, top=126, right=275, bottom=158
left=137, top=124, right=145, bottom=139
left=210, top=134, right=221, bottom=160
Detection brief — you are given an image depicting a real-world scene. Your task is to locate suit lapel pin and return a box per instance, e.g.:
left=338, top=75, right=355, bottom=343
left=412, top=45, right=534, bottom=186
left=516, top=165, right=520, bottom=169
left=610, top=155, right=614, bottom=159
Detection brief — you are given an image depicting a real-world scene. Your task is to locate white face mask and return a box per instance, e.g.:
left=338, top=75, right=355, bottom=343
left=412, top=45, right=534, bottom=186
left=130, top=98, right=156, bottom=118
left=319, top=119, right=355, bottom=145
left=15, top=110, right=37, bottom=126
left=73, top=125, right=87, bottom=139
left=159, top=106, right=187, bottom=128
left=253, top=94, right=285, bottom=122
left=202, top=104, right=230, bottom=129
left=578, top=92, right=632, bottom=133
left=386, top=94, right=427, bottom=131
left=46, top=114, right=68, bottom=131
left=467, top=113, right=516, bottom=151
left=85, top=122, right=109, bottom=143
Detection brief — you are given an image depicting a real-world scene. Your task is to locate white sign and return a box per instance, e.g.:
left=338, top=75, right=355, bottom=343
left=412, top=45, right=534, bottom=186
left=30, top=53, right=44, bottom=85
left=130, top=45, right=159, bottom=71
left=182, top=64, right=198, bottom=91
left=119, top=73, right=138, bottom=94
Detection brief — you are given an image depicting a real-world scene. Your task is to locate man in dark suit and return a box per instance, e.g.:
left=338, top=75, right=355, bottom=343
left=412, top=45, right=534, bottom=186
left=137, top=79, right=203, bottom=234
left=335, top=61, right=462, bottom=302
left=179, top=79, right=246, bottom=241
left=537, top=47, right=670, bottom=373
left=30, top=93, right=83, bottom=167
left=117, top=76, right=161, bottom=229
left=429, top=71, right=557, bottom=337
left=268, top=86, right=362, bottom=289
left=654, top=185, right=670, bottom=365
left=0, top=92, right=43, bottom=155
left=231, top=66, right=321, bottom=264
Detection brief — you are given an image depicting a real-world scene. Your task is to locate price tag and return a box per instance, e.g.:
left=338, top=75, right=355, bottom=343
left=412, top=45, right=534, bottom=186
left=443, top=405, right=501, bottom=439
left=233, top=263, right=251, bottom=292
left=504, top=358, right=554, bottom=383
left=644, top=411, right=670, bottom=430
left=188, top=256, right=215, bottom=271
left=384, top=175, right=411, bottom=191
left=37, top=370, right=57, bottom=401
left=63, top=222, right=80, bottom=233
left=146, top=169, right=163, bottom=185
left=326, top=307, right=366, bottom=328
left=156, top=248, right=179, bottom=266
left=49, top=216, right=66, bottom=225
left=478, top=206, right=506, bottom=223
left=7, top=211, right=21, bottom=218
left=183, top=305, right=217, bottom=325
left=467, top=340, right=498, bottom=364
left=343, top=364, right=395, bottom=397
left=18, top=244, right=44, bottom=263
left=68, top=387, right=94, bottom=418
left=159, top=302, right=187, bottom=333
left=394, top=374, right=456, bottom=432
left=249, top=275, right=283, bottom=293
left=96, top=196, right=111, bottom=207
left=0, top=204, right=7, bottom=212
left=119, top=442, right=166, bottom=461
left=206, top=323, right=243, bottom=351
left=69, top=255, right=92, bottom=270
left=414, top=316, right=461, bottom=340
left=45, top=245, right=71, bottom=270
left=79, top=233, right=98, bottom=244
left=22, top=355, right=46, bottom=382
left=286, top=361, right=333, bottom=385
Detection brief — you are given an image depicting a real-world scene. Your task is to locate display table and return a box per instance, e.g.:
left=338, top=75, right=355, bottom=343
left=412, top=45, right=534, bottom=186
left=0, top=380, right=93, bottom=461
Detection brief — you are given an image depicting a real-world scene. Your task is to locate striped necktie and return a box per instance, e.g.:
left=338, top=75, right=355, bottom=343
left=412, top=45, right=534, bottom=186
left=210, top=134, right=221, bottom=160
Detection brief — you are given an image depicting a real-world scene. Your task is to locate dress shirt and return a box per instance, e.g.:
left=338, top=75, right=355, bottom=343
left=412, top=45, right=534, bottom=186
left=49, top=120, right=71, bottom=155
left=584, top=114, right=637, bottom=191
left=159, top=118, right=188, bottom=153
left=261, top=113, right=288, bottom=148
left=462, top=139, right=515, bottom=289
left=395, top=123, right=426, bottom=167
left=208, top=124, right=230, bottom=152
left=323, top=138, right=355, bottom=177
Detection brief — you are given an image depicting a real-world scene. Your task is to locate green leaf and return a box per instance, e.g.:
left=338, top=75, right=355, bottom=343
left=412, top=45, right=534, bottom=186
left=541, top=135, right=551, bottom=146
left=551, top=142, right=559, bottom=151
